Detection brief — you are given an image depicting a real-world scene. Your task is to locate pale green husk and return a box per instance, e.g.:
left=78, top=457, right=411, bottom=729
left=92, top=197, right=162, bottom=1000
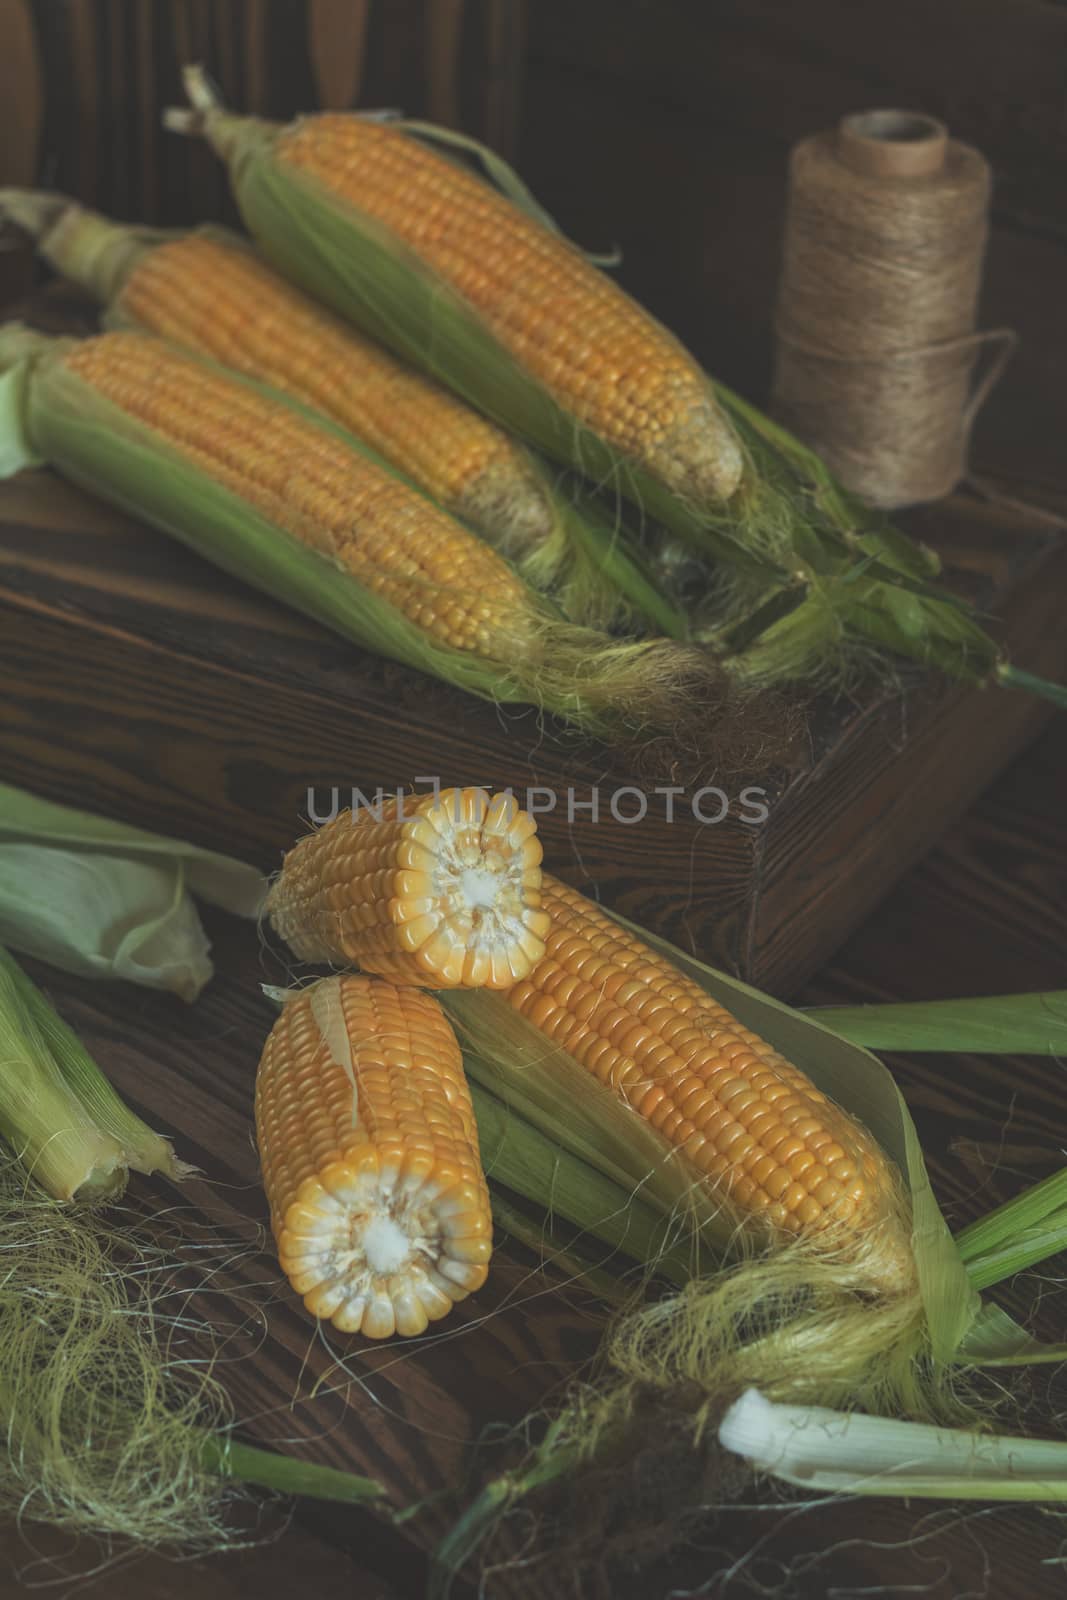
left=0, top=780, right=265, bottom=999
left=0, top=779, right=266, bottom=915
left=720, top=1387, right=1067, bottom=1500
left=811, top=989, right=1067, bottom=1054
left=0, top=845, right=214, bottom=1001
left=472, top=1080, right=700, bottom=1290
left=0, top=945, right=183, bottom=1202
left=955, top=1166, right=1067, bottom=1295
left=0, top=360, right=42, bottom=474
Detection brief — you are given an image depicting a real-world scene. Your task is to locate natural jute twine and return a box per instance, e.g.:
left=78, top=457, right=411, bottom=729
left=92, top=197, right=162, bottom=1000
left=772, top=110, right=1015, bottom=510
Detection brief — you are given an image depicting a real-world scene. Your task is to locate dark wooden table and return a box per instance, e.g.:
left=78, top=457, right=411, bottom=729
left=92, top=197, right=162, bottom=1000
left=1, top=719, right=1064, bottom=1600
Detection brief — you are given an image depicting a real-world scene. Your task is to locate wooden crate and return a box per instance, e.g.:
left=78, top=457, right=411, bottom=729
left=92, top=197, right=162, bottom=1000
left=2, top=450, right=1063, bottom=993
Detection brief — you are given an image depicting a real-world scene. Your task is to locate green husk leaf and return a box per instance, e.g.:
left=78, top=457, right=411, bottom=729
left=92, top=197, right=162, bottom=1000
left=13, top=345, right=523, bottom=701
left=0, top=844, right=213, bottom=1001
left=485, top=1188, right=635, bottom=1306
left=0, top=780, right=266, bottom=998
left=546, top=489, right=689, bottom=639
left=720, top=1387, right=1067, bottom=1500
left=0, top=781, right=265, bottom=917
left=201, top=1435, right=386, bottom=1506
left=0, top=359, right=43, bottom=473
left=955, top=1165, right=1067, bottom=1288
left=955, top=1303, right=1067, bottom=1367
left=7, top=331, right=714, bottom=746
left=997, top=663, right=1067, bottom=711
left=444, top=988, right=729, bottom=1254
left=469, top=1078, right=700, bottom=1289
left=810, top=991, right=1067, bottom=1054
left=0, top=945, right=183, bottom=1201
left=398, top=118, right=621, bottom=268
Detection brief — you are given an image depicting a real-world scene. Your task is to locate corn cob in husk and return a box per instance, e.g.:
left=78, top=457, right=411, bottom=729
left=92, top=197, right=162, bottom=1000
left=165, top=70, right=1066, bottom=714
left=163, top=77, right=745, bottom=531
left=0, top=323, right=748, bottom=753
left=0, top=191, right=681, bottom=636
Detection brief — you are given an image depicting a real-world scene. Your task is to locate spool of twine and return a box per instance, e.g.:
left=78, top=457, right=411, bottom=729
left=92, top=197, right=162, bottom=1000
left=771, top=109, right=1014, bottom=509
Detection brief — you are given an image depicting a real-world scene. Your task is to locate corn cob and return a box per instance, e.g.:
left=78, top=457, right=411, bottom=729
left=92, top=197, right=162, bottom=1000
left=268, top=787, right=549, bottom=989
left=164, top=71, right=743, bottom=516
left=1, top=322, right=730, bottom=750
left=256, top=975, right=492, bottom=1337
left=499, top=874, right=910, bottom=1282
left=64, top=330, right=535, bottom=653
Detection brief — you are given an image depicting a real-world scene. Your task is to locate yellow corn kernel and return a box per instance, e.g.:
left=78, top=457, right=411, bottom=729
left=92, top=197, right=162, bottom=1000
left=267, top=787, right=549, bottom=989
left=256, top=975, right=492, bottom=1336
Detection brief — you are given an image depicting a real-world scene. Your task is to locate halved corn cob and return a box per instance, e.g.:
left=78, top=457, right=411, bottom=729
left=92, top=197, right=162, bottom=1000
left=0, top=322, right=723, bottom=748
left=268, top=787, right=549, bottom=989
left=165, top=71, right=744, bottom=517
left=498, top=874, right=911, bottom=1284
left=256, top=975, right=492, bottom=1337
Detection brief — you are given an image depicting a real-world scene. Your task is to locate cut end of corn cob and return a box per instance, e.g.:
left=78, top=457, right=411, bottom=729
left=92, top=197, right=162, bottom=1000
left=268, top=788, right=549, bottom=989
left=256, top=975, right=493, bottom=1338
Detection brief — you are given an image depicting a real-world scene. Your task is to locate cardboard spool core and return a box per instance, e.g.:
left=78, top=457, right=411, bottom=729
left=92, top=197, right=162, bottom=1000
left=837, top=110, right=948, bottom=179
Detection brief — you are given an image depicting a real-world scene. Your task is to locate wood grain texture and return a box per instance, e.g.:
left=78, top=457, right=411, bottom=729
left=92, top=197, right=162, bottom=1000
left=0, top=0, right=41, bottom=307
left=13, top=913, right=605, bottom=1551
left=425, top=0, right=467, bottom=127
left=0, top=0, right=42, bottom=186
left=0, top=429, right=1063, bottom=993
left=308, top=0, right=372, bottom=109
